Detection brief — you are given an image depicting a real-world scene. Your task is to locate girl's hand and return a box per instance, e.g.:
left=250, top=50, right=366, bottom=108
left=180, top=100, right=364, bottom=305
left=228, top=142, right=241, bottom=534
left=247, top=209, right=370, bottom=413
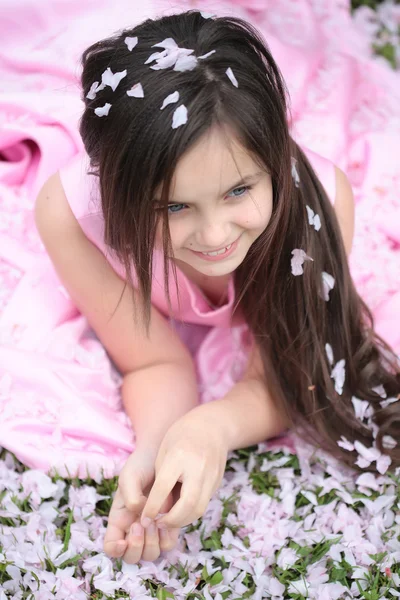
left=140, top=408, right=229, bottom=531
left=103, top=447, right=180, bottom=562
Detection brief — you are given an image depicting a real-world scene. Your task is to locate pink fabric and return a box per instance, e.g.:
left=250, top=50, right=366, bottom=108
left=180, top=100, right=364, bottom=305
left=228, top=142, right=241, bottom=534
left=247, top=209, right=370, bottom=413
left=0, top=0, right=399, bottom=480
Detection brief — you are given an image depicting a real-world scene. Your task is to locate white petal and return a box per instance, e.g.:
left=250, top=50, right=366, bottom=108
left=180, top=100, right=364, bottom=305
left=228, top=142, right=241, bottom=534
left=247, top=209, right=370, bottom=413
left=382, top=435, right=397, bottom=449
left=126, top=83, right=144, bottom=98
left=174, top=54, right=198, bottom=72
left=290, top=249, right=313, bottom=276
left=145, top=50, right=166, bottom=65
left=101, top=67, right=127, bottom=91
left=325, top=343, right=334, bottom=365
left=160, top=91, right=180, bottom=110
left=86, top=81, right=106, bottom=100
left=124, top=36, right=138, bottom=51
left=226, top=67, right=238, bottom=87
left=150, top=52, right=179, bottom=70
left=172, top=104, right=188, bottom=129
left=372, top=384, right=387, bottom=398
left=152, top=38, right=178, bottom=50
left=337, top=436, right=354, bottom=451
left=94, top=103, right=112, bottom=117
left=331, top=359, right=346, bottom=395
left=306, top=206, right=322, bottom=231
left=321, top=271, right=335, bottom=301
left=198, top=50, right=216, bottom=60
left=313, top=214, right=321, bottom=230
left=291, top=157, right=300, bottom=188
left=200, top=11, right=216, bottom=18
left=351, top=396, right=372, bottom=420
left=380, top=396, right=398, bottom=409
left=376, top=454, right=392, bottom=475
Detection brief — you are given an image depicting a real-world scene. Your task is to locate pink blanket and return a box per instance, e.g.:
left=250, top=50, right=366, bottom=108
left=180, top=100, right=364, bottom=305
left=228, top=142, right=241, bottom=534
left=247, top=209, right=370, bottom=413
left=0, top=0, right=399, bottom=481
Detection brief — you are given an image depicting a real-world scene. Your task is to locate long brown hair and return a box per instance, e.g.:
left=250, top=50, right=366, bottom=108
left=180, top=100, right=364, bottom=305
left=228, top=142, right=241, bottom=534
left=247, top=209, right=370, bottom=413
left=78, top=10, right=400, bottom=473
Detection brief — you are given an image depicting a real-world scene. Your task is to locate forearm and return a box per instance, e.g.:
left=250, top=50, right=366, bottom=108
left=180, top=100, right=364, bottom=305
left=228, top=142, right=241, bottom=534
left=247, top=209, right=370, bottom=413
left=122, top=360, right=199, bottom=455
left=190, top=378, right=291, bottom=452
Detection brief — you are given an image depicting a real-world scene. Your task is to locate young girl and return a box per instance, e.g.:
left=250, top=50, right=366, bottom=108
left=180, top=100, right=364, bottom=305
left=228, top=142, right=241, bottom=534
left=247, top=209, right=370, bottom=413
left=35, top=10, right=400, bottom=565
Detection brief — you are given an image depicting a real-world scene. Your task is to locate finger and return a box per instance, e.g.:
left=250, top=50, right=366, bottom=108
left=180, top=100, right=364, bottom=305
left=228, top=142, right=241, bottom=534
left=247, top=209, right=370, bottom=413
left=118, top=471, right=148, bottom=514
left=141, top=521, right=161, bottom=562
left=141, top=464, right=180, bottom=527
left=154, top=474, right=205, bottom=529
left=103, top=487, right=137, bottom=556
left=159, top=526, right=180, bottom=553
left=121, top=522, right=145, bottom=565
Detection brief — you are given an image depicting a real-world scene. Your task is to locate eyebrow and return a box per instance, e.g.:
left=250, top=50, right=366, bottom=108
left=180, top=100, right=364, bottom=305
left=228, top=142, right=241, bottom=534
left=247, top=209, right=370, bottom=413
left=158, top=170, right=265, bottom=205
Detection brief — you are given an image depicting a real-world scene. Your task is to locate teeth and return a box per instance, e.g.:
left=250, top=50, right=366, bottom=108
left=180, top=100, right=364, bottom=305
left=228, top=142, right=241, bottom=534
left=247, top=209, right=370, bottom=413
left=202, top=243, right=232, bottom=256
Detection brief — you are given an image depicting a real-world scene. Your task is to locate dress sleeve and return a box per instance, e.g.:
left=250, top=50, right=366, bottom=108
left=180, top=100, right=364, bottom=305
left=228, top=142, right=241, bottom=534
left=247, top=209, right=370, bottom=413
left=300, top=146, right=336, bottom=206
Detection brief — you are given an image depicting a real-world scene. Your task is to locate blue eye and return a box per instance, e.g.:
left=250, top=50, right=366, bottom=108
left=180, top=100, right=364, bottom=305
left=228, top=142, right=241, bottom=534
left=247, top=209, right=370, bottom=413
left=167, top=203, right=186, bottom=214
left=166, top=185, right=252, bottom=215
left=228, top=185, right=251, bottom=197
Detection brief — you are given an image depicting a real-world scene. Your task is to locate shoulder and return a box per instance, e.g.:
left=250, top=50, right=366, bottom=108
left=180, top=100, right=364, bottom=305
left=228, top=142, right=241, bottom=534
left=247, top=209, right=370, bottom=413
left=58, top=151, right=101, bottom=221
left=333, top=166, right=355, bottom=256
left=34, top=171, right=83, bottom=239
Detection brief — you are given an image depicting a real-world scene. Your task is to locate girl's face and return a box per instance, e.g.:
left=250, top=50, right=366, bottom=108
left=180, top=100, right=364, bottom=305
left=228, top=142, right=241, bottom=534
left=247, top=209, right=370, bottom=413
left=155, top=126, right=273, bottom=277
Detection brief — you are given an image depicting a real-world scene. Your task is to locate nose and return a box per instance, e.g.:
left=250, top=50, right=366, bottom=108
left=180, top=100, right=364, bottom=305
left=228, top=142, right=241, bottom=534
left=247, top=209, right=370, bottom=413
left=195, top=212, right=231, bottom=250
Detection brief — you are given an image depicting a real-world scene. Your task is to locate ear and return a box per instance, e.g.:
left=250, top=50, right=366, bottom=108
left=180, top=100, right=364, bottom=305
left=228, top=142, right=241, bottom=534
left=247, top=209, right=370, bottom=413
left=333, top=166, right=355, bottom=256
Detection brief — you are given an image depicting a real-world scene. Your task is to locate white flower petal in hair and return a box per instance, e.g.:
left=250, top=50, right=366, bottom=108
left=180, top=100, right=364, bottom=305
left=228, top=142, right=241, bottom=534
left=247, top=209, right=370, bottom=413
left=200, top=11, right=216, bottom=18
left=291, top=157, right=300, bottom=188
left=325, top=343, right=334, bottom=366
left=126, top=83, right=144, bottom=98
left=372, top=384, right=386, bottom=398
left=86, top=81, right=106, bottom=100
left=101, top=67, right=127, bottom=92
left=337, top=435, right=354, bottom=451
left=351, top=396, right=373, bottom=421
left=172, top=104, right=188, bottom=129
left=94, top=102, right=112, bottom=117
left=125, top=36, right=138, bottom=51
left=174, top=54, right=198, bottom=72
left=226, top=67, right=238, bottom=87
left=382, top=435, right=397, bottom=449
left=152, top=38, right=179, bottom=50
left=198, top=50, right=216, bottom=60
left=146, top=38, right=196, bottom=72
left=331, top=358, right=345, bottom=395
left=290, top=249, right=313, bottom=276
left=160, top=91, right=180, bottom=110
left=321, top=271, right=335, bottom=301
left=306, top=205, right=321, bottom=231
left=380, top=395, right=399, bottom=409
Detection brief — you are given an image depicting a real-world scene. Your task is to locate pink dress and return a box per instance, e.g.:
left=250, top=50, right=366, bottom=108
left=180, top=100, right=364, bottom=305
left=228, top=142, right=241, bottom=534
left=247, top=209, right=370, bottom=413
left=0, top=146, right=336, bottom=480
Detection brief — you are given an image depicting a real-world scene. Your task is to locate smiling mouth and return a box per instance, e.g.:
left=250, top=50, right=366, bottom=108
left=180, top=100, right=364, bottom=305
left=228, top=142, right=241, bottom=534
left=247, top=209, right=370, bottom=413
left=191, top=237, right=239, bottom=255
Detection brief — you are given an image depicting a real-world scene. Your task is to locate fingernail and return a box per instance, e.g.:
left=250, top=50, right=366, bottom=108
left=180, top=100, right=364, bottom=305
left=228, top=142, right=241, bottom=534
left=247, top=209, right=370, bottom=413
left=115, top=540, right=126, bottom=554
left=131, top=523, right=144, bottom=536
left=141, top=516, right=152, bottom=528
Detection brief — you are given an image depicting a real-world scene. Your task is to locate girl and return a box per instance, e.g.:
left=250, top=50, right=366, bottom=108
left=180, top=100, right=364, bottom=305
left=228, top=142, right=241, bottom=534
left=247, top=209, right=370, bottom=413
left=35, top=10, right=400, bottom=565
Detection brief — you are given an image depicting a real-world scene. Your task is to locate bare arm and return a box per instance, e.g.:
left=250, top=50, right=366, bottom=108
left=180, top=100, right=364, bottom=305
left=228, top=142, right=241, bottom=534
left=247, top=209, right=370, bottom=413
left=35, top=172, right=199, bottom=456
left=333, top=165, right=355, bottom=256
left=184, top=342, right=291, bottom=452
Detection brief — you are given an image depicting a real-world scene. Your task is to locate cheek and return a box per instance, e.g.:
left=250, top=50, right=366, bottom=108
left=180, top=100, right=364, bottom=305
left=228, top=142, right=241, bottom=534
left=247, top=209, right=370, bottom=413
left=241, top=197, right=272, bottom=230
